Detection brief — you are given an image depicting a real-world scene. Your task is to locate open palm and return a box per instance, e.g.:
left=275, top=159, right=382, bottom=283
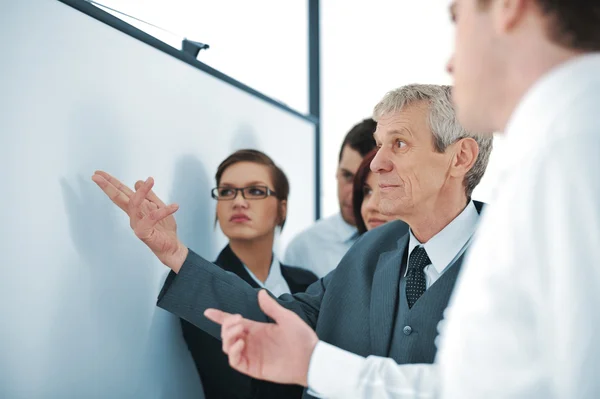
left=92, top=171, right=183, bottom=267
left=225, top=316, right=278, bottom=381
left=205, top=290, right=318, bottom=386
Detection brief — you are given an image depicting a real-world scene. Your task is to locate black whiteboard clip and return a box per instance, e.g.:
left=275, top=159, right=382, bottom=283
left=182, top=39, right=210, bottom=58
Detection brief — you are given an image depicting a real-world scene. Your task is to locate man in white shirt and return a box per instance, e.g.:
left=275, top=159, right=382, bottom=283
left=283, top=118, right=376, bottom=277
left=205, top=0, right=600, bottom=398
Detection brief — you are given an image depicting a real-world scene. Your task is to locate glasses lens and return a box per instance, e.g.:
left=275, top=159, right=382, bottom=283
left=212, top=187, right=235, bottom=200
left=244, top=186, right=268, bottom=199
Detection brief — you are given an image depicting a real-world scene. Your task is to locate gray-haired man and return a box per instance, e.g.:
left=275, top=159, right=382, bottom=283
left=93, top=84, right=493, bottom=399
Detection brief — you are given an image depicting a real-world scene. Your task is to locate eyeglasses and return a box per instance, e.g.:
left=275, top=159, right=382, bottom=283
left=211, top=185, right=277, bottom=201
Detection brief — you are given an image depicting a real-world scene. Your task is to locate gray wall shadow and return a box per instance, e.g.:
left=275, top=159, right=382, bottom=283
left=139, top=154, right=213, bottom=398
left=56, top=102, right=155, bottom=399
left=230, top=125, right=261, bottom=151
left=55, top=101, right=204, bottom=398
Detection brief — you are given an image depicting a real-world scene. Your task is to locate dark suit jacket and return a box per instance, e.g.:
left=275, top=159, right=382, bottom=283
left=159, top=202, right=484, bottom=398
left=180, top=245, right=318, bottom=399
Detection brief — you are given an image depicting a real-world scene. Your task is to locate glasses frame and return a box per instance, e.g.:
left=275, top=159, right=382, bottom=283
left=211, top=185, right=277, bottom=201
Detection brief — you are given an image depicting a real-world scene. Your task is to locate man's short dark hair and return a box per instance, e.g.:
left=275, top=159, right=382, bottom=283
left=478, top=0, right=600, bottom=51
left=338, top=118, right=377, bottom=162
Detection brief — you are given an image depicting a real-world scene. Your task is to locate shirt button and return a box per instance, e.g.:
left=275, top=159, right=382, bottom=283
left=403, top=326, right=412, bottom=336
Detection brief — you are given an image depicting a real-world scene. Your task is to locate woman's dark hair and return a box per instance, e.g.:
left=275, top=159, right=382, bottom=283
left=215, top=149, right=289, bottom=228
left=352, top=149, right=378, bottom=235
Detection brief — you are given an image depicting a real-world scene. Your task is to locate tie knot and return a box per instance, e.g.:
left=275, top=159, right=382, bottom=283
left=408, top=246, right=431, bottom=272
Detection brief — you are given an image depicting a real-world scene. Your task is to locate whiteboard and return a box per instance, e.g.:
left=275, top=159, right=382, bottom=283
left=0, top=1, right=316, bottom=398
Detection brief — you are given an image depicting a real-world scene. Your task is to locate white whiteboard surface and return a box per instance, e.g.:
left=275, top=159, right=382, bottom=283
left=0, top=1, right=315, bottom=398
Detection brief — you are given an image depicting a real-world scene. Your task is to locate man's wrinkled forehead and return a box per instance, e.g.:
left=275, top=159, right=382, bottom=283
left=372, top=104, right=426, bottom=142
left=373, top=125, right=413, bottom=144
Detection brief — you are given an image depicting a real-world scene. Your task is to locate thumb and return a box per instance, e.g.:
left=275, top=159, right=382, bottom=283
left=257, top=289, right=289, bottom=324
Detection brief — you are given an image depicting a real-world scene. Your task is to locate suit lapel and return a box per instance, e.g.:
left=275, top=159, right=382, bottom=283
left=280, top=266, right=302, bottom=294
left=214, top=245, right=261, bottom=289
left=369, top=234, right=409, bottom=357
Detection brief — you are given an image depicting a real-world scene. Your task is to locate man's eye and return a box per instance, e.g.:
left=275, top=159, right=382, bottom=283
left=395, top=140, right=407, bottom=149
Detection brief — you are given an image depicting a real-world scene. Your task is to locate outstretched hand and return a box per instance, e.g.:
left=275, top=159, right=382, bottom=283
left=91, top=171, right=188, bottom=271
left=204, top=290, right=319, bottom=387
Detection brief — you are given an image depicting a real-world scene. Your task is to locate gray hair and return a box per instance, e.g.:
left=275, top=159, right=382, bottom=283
left=372, top=84, right=493, bottom=197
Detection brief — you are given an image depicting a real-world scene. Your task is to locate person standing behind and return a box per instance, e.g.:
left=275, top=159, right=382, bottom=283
left=351, top=149, right=401, bottom=235
left=178, top=149, right=318, bottom=399
left=284, top=118, right=377, bottom=277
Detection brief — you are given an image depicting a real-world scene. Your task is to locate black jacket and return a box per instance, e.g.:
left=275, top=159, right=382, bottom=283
left=180, top=245, right=318, bottom=399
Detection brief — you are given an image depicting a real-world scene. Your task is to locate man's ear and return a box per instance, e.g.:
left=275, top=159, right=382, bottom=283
left=450, top=137, right=479, bottom=179
left=493, top=0, right=528, bottom=34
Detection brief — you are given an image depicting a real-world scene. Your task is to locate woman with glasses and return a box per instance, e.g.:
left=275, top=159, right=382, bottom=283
left=352, top=149, right=398, bottom=235
left=180, top=149, right=318, bottom=399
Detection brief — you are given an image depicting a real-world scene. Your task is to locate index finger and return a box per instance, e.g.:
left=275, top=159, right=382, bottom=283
left=92, top=173, right=130, bottom=212
left=204, top=308, right=232, bottom=325
left=94, top=171, right=135, bottom=197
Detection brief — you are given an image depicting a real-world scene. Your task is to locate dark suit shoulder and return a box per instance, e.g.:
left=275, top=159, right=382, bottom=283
left=281, top=264, right=318, bottom=286
left=320, top=219, right=409, bottom=282
left=354, top=219, right=409, bottom=250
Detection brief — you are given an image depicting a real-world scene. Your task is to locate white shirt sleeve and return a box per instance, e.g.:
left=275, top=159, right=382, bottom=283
left=307, top=341, right=439, bottom=399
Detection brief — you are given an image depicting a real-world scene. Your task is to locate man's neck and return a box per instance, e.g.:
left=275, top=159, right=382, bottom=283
left=495, top=40, right=584, bottom=131
left=230, top=234, right=274, bottom=282
left=408, top=194, right=469, bottom=244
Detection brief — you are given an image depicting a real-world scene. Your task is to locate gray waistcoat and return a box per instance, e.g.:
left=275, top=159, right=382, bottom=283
left=388, top=254, right=464, bottom=364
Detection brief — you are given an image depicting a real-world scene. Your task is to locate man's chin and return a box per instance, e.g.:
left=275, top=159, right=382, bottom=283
left=379, top=200, right=403, bottom=218
left=340, top=209, right=356, bottom=226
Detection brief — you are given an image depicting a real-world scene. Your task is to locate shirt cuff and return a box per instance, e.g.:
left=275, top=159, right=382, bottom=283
left=307, top=340, right=366, bottom=398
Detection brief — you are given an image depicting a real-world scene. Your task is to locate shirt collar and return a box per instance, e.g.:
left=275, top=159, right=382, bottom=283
left=263, top=256, right=286, bottom=289
left=503, top=54, right=600, bottom=171
left=408, top=200, right=479, bottom=275
left=243, top=255, right=286, bottom=290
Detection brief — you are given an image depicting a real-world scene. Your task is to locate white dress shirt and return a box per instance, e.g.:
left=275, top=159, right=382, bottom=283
left=438, top=53, right=600, bottom=399
left=284, top=212, right=358, bottom=278
left=306, top=54, right=600, bottom=399
left=308, top=341, right=438, bottom=399
left=406, top=200, right=479, bottom=289
left=243, top=256, right=291, bottom=297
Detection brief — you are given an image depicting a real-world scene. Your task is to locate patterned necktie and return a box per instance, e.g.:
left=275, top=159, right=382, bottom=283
left=406, top=246, right=431, bottom=309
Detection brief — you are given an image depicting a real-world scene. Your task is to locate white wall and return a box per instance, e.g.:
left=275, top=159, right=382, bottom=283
left=0, top=1, right=315, bottom=398
left=93, top=0, right=309, bottom=114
